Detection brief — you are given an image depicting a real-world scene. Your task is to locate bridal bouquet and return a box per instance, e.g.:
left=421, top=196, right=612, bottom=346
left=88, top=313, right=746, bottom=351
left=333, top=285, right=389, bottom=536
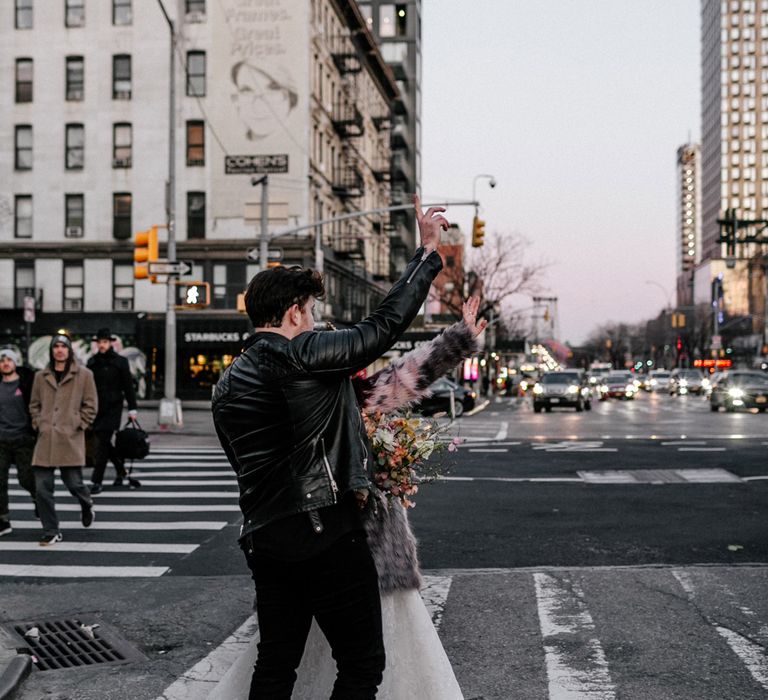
left=363, top=411, right=462, bottom=508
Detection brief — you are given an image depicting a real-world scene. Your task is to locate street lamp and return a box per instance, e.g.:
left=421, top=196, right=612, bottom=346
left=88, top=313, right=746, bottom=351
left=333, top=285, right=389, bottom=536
left=644, top=280, right=673, bottom=310
left=472, top=174, right=497, bottom=208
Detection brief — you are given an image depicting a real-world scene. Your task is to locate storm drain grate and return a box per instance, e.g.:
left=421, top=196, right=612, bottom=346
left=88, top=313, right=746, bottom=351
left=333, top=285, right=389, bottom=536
left=7, top=618, right=144, bottom=671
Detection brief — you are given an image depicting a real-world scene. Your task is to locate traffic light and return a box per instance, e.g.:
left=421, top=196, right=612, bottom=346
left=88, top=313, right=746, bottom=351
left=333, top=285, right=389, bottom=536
left=175, top=281, right=210, bottom=308
left=471, top=216, right=485, bottom=248
left=134, top=226, right=159, bottom=280
left=676, top=336, right=683, bottom=352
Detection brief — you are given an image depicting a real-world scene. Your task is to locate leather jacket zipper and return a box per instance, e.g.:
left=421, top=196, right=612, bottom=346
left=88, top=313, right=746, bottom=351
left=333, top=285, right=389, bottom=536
left=406, top=249, right=430, bottom=284
left=320, top=438, right=339, bottom=503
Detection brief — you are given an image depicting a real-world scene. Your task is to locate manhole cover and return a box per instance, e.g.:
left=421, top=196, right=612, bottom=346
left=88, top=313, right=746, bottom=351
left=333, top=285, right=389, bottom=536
left=5, top=617, right=145, bottom=671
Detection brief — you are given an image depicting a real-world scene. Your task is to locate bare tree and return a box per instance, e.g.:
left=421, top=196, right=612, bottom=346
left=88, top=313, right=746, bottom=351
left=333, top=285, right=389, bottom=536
left=434, top=233, right=549, bottom=323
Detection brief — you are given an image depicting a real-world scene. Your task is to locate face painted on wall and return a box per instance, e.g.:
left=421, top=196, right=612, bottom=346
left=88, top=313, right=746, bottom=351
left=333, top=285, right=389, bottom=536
left=231, top=61, right=298, bottom=141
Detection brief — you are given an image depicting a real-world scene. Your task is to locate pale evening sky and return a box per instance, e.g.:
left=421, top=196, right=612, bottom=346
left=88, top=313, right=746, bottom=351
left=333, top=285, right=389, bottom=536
left=420, top=0, right=700, bottom=345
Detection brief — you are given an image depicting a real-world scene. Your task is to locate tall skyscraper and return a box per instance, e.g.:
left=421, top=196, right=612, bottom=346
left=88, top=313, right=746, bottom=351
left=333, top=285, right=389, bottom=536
left=676, top=143, right=701, bottom=306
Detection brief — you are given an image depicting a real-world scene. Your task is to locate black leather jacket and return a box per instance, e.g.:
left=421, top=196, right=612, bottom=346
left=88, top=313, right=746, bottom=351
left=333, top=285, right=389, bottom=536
left=212, top=248, right=442, bottom=539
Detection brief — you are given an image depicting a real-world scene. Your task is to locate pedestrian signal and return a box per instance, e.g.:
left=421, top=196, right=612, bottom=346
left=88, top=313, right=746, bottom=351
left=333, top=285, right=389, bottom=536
left=471, top=216, right=485, bottom=248
left=175, top=281, right=210, bottom=308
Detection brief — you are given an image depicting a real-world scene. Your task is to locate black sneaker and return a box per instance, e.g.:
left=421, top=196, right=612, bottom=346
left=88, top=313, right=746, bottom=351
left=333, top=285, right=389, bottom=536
left=89, top=483, right=102, bottom=495
left=112, top=476, right=124, bottom=487
left=0, top=520, right=12, bottom=537
left=39, top=533, right=63, bottom=546
left=128, top=478, right=141, bottom=489
left=81, top=503, right=95, bottom=528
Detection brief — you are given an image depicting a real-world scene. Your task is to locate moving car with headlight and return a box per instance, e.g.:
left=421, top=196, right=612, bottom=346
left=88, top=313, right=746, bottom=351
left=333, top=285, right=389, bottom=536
left=709, top=371, right=768, bottom=412
left=598, top=372, right=638, bottom=400
left=669, top=368, right=709, bottom=396
left=532, top=371, right=592, bottom=412
left=643, top=369, right=671, bottom=392
left=413, top=377, right=477, bottom=417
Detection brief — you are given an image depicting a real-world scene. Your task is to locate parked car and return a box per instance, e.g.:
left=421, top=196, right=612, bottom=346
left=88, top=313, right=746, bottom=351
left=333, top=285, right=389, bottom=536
left=709, top=371, right=768, bottom=412
left=598, top=372, right=637, bottom=400
left=669, top=369, right=709, bottom=396
left=532, top=371, right=592, bottom=413
left=643, top=369, right=672, bottom=392
left=413, top=377, right=477, bottom=417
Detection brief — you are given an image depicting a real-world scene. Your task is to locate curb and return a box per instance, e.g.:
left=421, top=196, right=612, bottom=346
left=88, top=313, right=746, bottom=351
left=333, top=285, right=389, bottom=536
left=0, top=654, right=32, bottom=700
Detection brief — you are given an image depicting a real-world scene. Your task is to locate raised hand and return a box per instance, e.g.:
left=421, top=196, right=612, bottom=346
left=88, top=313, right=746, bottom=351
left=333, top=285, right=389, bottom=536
left=414, top=195, right=449, bottom=253
left=462, top=296, right=488, bottom=338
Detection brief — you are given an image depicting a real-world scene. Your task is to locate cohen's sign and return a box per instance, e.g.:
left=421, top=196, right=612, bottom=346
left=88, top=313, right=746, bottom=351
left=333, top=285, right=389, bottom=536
left=225, top=154, right=289, bottom=175
left=183, top=332, right=250, bottom=344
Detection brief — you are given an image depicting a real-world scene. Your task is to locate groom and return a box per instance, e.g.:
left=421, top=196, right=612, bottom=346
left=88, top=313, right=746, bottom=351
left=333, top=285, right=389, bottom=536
left=212, top=197, right=447, bottom=699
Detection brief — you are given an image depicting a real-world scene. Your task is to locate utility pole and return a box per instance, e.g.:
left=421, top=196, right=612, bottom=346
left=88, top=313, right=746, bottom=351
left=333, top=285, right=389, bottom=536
left=251, top=176, right=270, bottom=271
left=157, top=0, right=181, bottom=427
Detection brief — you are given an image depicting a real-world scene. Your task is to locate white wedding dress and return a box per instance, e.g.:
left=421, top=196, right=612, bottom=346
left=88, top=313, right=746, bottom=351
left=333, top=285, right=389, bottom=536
left=291, top=588, right=463, bottom=699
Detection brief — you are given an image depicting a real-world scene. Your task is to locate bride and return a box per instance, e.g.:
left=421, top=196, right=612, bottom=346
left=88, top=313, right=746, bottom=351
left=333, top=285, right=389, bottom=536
left=214, top=298, right=485, bottom=699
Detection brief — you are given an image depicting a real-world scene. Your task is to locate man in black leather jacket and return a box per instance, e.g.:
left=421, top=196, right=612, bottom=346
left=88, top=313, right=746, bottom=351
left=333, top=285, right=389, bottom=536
left=212, top=198, right=447, bottom=699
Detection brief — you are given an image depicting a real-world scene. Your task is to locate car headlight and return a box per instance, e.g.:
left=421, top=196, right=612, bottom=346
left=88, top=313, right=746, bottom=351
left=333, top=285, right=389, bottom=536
left=625, top=384, right=635, bottom=392
left=702, top=378, right=711, bottom=388
left=728, top=387, right=744, bottom=398
left=567, top=385, right=579, bottom=394
left=650, top=379, right=657, bottom=386
left=600, top=384, right=608, bottom=392
left=533, top=383, right=544, bottom=395
left=679, top=379, right=688, bottom=387
left=520, top=381, right=528, bottom=390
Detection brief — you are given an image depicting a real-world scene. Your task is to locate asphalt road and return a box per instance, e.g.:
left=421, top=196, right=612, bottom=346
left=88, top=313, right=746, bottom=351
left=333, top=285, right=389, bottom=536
left=2, top=391, right=768, bottom=699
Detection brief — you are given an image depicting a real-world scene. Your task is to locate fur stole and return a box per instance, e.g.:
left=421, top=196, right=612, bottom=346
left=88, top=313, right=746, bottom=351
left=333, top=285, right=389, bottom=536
left=357, top=322, right=478, bottom=593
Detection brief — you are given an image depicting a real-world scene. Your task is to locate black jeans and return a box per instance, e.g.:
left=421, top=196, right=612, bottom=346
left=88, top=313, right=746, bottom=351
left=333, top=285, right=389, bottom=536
left=0, top=434, right=36, bottom=518
left=242, top=531, right=385, bottom=700
left=89, top=430, right=126, bottom=485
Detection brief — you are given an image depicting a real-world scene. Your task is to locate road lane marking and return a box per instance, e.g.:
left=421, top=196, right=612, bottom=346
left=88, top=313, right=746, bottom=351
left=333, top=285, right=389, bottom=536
left=743, top=475, right=768, bottom=481
left=661, top=441, right=707, bottom=446
left=117, top=479, right=235, bottom=486
left=677, top=447, right=727, bottom=452
left=494, top=421, right=509, bottom=441
left=11, top=503, right=239, bottom=512
left=534, top=572, right=616, bottom=699
left=673, top=570, right=768, bottom=691
left=441, top=476, right=582, bottom=483
left=0, top=564, right=169, bottom=577
left=468, top=449, right=509, bottom=453
left=8, top=520, right=227, bottom=530
left=122, top=472, right=232, bottom=478
left=0, top=542, right=198, bottom=554
left=9, top=489, right=237, bottom=499
left=531, top=441, right=617, bottom=453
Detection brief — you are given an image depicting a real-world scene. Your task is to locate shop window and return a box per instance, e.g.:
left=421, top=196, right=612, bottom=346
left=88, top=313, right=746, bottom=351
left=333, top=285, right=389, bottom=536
left=113, top=263, right=134, bottom=311
left=187, top=191, right=206, bottom=239
left=113, top=192, right=132, bottom=240
left=113, top=123, right=132, bottom=168
left=65, top=0, right=85, bottom=27
left=14, top=195, right=32, bottom=239
left=113, top=0, right=132, bottom=25
left=113, top=55, right=131, bottom=99
left=65, top=123, right=84, bottom=170
left=186, top=121, right=205, bottom=166
left=65, top=194, right=84, bottom=238
left=63, top=263, right=84, bottom=311
left=187, top=51, right=206, bottom=96
left=15, top=125, right=32, bottom=170
left=15, top=0, right=32, bottom=29
left=66, top=56, right=84, bottom=101
left=15, top=58, right=33, bottom=103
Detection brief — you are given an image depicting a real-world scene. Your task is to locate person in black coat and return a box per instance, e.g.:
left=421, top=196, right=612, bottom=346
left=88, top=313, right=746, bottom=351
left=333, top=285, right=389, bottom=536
left=86, top=329, right=138, bottom=493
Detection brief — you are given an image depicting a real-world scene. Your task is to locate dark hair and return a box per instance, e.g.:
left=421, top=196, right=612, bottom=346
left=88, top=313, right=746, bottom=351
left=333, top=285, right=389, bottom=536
left=244, top=266, right=325, bottom=328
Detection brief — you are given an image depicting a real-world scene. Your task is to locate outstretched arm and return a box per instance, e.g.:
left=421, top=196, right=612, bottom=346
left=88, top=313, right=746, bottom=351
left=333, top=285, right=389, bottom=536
left=355, top=297, right=486, bottom=413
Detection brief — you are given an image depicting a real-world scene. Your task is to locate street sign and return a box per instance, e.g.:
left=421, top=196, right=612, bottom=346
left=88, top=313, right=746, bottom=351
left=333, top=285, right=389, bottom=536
left=148, top=260, right=193, bottom=276
left=711, top=334, right=722, bottom=350
left=246, top=247, right=283, bottom=263
left=23, top=296, right=35, bottom=324
left=225, top=154, right=289, bottom=175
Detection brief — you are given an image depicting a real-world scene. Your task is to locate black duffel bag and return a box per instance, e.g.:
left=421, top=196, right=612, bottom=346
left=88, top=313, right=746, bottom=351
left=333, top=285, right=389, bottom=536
left=115, top=419, right=150, bottom=461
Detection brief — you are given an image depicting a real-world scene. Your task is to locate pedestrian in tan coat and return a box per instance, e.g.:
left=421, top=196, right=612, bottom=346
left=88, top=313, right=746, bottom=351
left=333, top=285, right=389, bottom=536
left=29, top=334, right=98, bottom=546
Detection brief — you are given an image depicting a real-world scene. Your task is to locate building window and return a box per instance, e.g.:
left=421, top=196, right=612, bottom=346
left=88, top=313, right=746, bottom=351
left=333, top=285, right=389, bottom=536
left=14, top=195, right=32, bottom=239
left=63, top=263, right=84, bottom=311
left=15, top=262, right=35, bottom=309
left=113, top=123, right=132, bottom=167
left=186, top=0, right=205, bottom=17
left=15, top=125, right=32, bottom=170
left=113, top=193, right=132, bottom=240
left=15, top=58, right=33, bottom=102
left=15, top=0, right=32, bottom=29
left=186, top=51, right=206, bottom=96
left=379, top=4, right=395, bottom=37
left=65, top=0, right=85, bottom=27
left=113, top=264, right=134, bottom=310
left=187, top=192, right=206, bottom=239
left=113, top=55, right=131, bottom=99
left=113, top=0, right=132, bottom=25
left=65, top=194, right=84, bottom=238
left=66, top=56, right=84, bottom=100
left=65, top=123, right=84, bottom=170
left=186, top=121, right=205, bottom=166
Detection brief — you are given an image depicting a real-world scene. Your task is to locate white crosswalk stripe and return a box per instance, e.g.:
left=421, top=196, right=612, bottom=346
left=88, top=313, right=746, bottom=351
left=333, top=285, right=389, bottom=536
left=0, top=448, right=238, bottom=578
